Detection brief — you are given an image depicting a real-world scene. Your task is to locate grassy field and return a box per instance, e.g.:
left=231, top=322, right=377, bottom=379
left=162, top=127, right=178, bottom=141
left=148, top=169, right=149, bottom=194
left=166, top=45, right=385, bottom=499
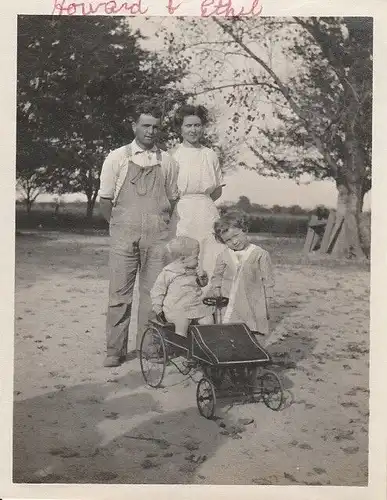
left=16, top=202, right=310, bottom=237
left=13, top=230, right=370, bottom=485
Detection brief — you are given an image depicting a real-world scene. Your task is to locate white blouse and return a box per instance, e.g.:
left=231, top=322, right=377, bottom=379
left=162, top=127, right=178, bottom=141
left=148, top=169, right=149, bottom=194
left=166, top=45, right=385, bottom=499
left=172, top=144, right=223, bottom=197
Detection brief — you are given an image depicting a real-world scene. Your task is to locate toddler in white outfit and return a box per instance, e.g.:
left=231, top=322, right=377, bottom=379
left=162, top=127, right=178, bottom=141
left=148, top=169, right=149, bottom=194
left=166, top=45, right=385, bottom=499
left=151, top=236, right=214, bottom=336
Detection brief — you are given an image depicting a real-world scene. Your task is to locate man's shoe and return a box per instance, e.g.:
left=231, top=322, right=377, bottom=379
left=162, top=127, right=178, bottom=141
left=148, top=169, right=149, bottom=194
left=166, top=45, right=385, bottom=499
left=104, top=355, right=121, bottom=367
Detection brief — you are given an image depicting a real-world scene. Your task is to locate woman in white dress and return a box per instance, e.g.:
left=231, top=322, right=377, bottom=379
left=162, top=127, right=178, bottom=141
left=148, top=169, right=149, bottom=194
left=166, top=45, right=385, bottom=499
left=169, top=104, right=225, bottom=282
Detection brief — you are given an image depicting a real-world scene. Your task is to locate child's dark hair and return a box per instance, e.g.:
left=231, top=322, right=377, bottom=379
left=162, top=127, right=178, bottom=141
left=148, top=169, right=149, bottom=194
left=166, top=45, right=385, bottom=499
left=214, top=212, right=249, bottom=243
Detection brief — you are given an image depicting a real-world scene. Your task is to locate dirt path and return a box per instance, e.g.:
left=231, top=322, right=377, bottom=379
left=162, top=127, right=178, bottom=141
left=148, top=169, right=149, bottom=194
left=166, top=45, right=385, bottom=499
left=13, top=232, right=369, bottom=485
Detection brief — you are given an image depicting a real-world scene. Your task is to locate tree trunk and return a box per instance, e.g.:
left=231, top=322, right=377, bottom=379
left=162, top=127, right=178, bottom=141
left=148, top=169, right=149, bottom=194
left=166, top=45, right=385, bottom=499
left=86, top=197, right=94, bottom=221
left=25, top=198, right=33, bottom=213
left=331, top=183, right=366, bottom=259
left=85, top=191, right=98, bottom=221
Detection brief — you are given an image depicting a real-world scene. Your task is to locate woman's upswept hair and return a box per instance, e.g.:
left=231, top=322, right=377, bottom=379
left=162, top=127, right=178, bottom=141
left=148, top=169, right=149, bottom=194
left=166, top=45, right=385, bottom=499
left=173, top=104, right=209, bottom=129
left=213, top=212, right=249, bottom=243
left=166, top=236, right=200, bottom=260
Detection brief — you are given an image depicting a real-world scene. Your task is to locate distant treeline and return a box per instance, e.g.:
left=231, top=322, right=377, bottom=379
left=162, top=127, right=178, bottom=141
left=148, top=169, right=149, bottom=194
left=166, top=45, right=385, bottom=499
left=219, top=197, right=331, bottom=217
left=15, top=199, right=327, bottom=237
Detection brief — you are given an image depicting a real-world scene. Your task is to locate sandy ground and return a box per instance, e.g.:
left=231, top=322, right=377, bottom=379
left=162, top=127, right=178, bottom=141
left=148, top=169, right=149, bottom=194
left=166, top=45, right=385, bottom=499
left=13, top=231, right=370, bottom=485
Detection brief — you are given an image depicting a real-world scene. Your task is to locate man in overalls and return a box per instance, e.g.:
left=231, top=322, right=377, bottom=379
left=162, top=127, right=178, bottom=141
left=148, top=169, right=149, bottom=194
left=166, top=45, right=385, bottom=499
left=99, top=104, right=179, bottom=367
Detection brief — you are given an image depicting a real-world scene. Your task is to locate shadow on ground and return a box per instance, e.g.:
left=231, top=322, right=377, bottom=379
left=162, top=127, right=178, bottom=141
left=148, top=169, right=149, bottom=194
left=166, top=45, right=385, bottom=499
left=13, top=367, right=234, bottom=484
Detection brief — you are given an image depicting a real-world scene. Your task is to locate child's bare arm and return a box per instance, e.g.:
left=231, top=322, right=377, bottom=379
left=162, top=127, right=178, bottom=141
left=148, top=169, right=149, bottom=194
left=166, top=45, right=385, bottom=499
left=207, top=253, right=226, bottom=296
left=260, top=251, right=274, bottom=298
left=260, top=251, right=274, bottom=320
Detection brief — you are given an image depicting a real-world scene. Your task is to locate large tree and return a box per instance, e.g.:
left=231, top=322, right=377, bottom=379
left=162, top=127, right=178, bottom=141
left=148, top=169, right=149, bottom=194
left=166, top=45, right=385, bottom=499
left=17, top=16, right=186, bottom=219
left=166, top=17, right=372, bottom=258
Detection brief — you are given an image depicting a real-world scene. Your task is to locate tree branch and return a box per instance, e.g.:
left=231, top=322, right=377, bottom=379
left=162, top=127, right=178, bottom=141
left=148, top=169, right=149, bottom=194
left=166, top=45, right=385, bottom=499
left=187, top=81, right=281, bottom=97
left=213, top=17, right=338, bottom=177
left=294, top=17, right=360, bottom=103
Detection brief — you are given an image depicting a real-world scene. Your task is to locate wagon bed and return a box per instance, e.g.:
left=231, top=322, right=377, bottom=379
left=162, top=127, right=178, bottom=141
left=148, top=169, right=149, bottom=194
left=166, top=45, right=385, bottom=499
left=155, top=321, right=271, bottom=366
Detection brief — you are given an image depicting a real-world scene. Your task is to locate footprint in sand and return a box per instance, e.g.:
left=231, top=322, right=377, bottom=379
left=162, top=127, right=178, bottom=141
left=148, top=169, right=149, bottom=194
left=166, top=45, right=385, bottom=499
left=105, top=412, right=119, bottom=420
left=341, top=446, right=359, bottom=455
left=298, top=443, right=313, bottom=450
left=49, top=447, right=80, bottom=458
left=341, top=401, right=358, bottom=408
left=313, top=467, right=327, bottom=475
left=141, top=458, right=160, bottom=469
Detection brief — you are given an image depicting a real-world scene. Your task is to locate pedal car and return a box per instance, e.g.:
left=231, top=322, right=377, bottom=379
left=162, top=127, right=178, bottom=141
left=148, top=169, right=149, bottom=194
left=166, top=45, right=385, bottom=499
left=139, top=296, right=284, bottom=419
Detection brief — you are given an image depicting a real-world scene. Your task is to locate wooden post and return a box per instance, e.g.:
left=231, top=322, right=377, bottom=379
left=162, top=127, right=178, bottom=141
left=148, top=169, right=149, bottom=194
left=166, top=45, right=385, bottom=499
left=319, top=210, right=336, bottom=253
left=303, top=215, right=318, bottom=253
left=327, top=215, right=345, bottom=254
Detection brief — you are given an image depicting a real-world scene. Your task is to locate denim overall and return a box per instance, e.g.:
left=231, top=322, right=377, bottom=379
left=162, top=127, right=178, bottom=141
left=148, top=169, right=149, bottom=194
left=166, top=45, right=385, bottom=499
left=106, top=146, right=170, bottom=356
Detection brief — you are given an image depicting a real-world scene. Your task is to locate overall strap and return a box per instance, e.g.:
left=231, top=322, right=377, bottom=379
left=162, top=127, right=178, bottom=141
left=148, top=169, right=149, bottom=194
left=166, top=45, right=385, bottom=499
left=126, top=144, right=162, bottom=196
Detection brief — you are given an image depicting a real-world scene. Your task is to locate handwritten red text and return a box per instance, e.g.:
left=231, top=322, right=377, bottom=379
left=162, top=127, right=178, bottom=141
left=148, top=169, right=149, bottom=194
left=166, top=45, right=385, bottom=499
left=166, top=0, right=182, bottom=14
left=200, top=0, right=262, bottom=17
left=52, top=0, right=148, bottom=15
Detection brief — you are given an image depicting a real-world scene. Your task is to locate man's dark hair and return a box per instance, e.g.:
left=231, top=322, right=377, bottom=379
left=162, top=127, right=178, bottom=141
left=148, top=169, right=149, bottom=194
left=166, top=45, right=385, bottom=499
left=132, top=102, right=163, bottom=122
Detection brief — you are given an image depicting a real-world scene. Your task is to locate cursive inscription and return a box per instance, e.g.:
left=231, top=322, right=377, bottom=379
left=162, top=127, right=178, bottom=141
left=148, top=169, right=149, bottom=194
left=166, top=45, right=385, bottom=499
left=51, top=0, right=148, bottom=15
left=166, top=0, right=182, bottom=14
left=51, top=0, right=263, bottom=16
left=200, top=0, right=262, bottom=17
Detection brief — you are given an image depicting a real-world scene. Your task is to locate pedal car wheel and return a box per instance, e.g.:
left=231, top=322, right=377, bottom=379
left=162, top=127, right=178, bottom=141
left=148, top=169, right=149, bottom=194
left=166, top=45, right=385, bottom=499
left=196, top=377, right=216, bottom=419
left=260, top=370, right=284, bottom=411
left=140, top=326, right=167, bottom=388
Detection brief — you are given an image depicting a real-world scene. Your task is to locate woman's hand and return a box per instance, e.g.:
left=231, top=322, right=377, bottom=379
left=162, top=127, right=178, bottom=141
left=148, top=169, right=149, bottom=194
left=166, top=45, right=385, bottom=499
left=210, top=185, right=223, bottom=201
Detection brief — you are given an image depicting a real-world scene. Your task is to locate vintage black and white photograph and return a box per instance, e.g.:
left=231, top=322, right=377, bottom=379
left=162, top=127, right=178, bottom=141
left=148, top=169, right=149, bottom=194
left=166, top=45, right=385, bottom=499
left=13, top=15, right=372, bottom=486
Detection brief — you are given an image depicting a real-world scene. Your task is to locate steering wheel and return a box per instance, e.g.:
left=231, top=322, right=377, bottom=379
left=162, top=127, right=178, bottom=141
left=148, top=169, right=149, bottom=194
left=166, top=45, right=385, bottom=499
left=203, top=296, right=229, bottom=308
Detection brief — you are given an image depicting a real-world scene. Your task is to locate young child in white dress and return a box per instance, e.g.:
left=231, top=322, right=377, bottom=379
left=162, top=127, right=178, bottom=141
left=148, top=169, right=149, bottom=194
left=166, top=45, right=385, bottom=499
left=207, top=213, right=274, bottom=343
left=150, top=236, right=214, bottom=337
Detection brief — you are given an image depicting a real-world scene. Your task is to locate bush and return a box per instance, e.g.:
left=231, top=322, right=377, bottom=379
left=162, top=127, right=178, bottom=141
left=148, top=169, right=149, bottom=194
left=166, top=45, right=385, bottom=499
left=248, top=214, right=309, bottom=236
left=16, top=207, right=109, bottom=233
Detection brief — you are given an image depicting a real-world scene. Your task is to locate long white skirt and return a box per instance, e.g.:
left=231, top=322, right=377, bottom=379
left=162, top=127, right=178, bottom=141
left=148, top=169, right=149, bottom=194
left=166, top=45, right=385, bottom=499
left=175, top=194, right=224, bottom=283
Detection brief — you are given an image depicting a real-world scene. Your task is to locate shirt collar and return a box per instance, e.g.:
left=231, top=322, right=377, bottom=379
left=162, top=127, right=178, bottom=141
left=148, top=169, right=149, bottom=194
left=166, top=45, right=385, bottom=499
left=131, top=139, right=158, bottom=155
left=234, top=243, right=252, bottom=255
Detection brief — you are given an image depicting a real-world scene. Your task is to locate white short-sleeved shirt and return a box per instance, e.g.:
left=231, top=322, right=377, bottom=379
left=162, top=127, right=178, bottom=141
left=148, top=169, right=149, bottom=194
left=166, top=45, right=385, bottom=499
left=171, top=144, right=223, bottom=197
left=99, top=140, right=179, bottom=204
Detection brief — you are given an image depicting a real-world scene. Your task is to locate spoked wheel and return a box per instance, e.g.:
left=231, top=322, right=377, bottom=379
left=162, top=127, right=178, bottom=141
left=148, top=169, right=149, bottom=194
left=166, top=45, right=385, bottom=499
left=260, top=370, right=284, bottom=411
left=196, top=377, right=216, bottom=419
left=140, top=326, right=167, bottom=388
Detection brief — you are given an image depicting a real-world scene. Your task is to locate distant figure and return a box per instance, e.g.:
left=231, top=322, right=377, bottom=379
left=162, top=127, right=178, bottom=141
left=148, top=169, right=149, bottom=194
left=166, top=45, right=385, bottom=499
left=53, top=196, right=61, bottom=217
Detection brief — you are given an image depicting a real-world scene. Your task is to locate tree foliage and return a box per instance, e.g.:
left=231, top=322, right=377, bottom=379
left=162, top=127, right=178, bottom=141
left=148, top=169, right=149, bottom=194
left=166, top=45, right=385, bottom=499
left=165, top=16, right=372, bottom=257
left=168, top=17, right=372, bottom=191
left=17, top=16, right=186, bottom=216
